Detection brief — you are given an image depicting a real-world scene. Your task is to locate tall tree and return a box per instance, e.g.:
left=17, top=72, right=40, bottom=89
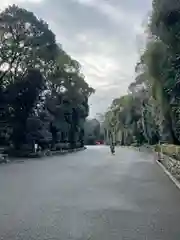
left=0, top=5, right=94, bottom=153
left=0, top=5, right=57, bottom=84
left=5, top=69, right=45, bottom=148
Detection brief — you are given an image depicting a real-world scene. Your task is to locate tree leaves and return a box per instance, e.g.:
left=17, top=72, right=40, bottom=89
left=0, top=5, right=95, bottom=150
left=0, top=4, right=57, bottom=83
left=104, top=0, right=180, bottom=145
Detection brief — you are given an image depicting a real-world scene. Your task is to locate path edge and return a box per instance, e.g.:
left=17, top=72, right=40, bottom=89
left=1, top=147, right=87, bottom=165
left=156, top=159, right=180, bottom=190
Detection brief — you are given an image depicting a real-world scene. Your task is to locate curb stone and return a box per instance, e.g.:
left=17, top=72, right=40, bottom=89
left=1, top=147, right=86, bottom=165
left=156, top=159, right=180, bottom=191
left=134, top=145, right=180, bottom=190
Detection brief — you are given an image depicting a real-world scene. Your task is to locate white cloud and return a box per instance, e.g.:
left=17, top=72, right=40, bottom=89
left=0, top=0, right=152, bottom=117
left=75, top=0, right=129, bottom=23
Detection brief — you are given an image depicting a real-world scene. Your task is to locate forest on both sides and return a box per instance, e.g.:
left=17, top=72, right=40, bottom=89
left=2, top=0, right=180, bottom=157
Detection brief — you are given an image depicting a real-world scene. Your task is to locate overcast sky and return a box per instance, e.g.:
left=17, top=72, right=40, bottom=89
left=0, top=0, right=152, bottom=117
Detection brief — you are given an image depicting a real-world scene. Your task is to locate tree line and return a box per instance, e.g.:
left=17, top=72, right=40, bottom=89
left=84, top=118, right=104, bottom=145
left=0, top=5, right=94, bottom=155
left=104, top=0, right=180, bottom=146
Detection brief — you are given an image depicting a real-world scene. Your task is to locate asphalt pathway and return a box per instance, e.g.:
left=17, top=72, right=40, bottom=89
left=0, top=146, right=180, bottom=239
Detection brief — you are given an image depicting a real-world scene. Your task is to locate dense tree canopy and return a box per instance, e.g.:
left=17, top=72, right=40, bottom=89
left=0, top=5, right=94, bottom=154
left=104, top=0, right=180, bottom=146
left=84, top=119, right=101, bottom=145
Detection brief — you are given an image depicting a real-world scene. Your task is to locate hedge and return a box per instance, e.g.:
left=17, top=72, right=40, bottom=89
left=155, top=144, right=180, bottom=161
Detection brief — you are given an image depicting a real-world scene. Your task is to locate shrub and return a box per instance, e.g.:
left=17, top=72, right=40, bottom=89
left=155, top=144, right=180, bottom=161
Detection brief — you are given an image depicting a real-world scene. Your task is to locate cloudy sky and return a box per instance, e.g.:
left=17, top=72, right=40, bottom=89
left=0, top=0, right=152, bottom=117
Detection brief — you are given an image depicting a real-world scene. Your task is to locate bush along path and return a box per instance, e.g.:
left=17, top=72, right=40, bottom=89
left=154, top=144, right=180, bottom=182
left=0, top=147, right=87, bottom=164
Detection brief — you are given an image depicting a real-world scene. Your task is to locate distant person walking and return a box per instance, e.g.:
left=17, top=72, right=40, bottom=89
left=109, top=131, right=115, bottom=155
left=110, top=141, right=115, bottom=155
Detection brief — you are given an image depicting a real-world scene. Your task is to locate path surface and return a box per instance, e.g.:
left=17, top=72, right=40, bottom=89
left=0, top=146, right=180, bottom=239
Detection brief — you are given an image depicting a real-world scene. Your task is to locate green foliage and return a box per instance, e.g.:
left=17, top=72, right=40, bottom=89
left=84, top=119, right=101, bottom=145
left=0, top=5, right=94, bottom=154
left=46, top=48, right=94, bottom=148
left=0, top=5, right=57, bottom=83
left=156, top=144, right=180, bottom=161
left=4, top=69, right=45, bottom=148
left=104, top=94, right=145, bottom=145
left=104, top=0, right=180, bottom=146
